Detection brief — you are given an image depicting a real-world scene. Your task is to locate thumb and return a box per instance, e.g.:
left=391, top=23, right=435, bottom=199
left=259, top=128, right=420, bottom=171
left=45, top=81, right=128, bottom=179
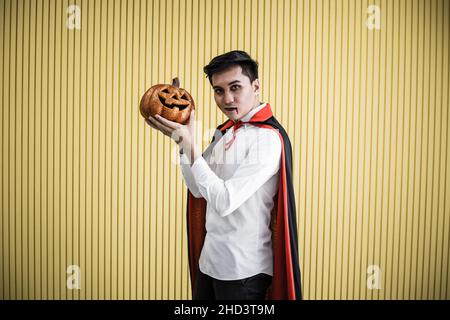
left=189, top=109, right=196, bottom=125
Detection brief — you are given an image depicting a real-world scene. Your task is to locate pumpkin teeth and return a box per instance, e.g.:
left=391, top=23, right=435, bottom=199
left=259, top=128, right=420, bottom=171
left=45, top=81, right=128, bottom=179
left=172, top=99, right=190, bottom=106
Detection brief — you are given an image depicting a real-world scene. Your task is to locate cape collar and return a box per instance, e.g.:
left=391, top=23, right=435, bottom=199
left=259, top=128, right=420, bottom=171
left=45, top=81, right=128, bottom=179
left=220, top=103, right=274, bottom=132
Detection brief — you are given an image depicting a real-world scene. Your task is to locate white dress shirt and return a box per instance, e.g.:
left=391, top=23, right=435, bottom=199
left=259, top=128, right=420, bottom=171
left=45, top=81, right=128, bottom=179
left=180, top=103, right=282, bottom=280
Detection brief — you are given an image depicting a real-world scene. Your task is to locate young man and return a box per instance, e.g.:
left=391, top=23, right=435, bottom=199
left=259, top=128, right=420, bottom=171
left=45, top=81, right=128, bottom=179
left=146, top=50, right=301, bottom=300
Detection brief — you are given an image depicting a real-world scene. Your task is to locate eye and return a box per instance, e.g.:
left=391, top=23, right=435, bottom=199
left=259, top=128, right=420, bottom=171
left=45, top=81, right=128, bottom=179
left=214, top=88, right=223, bottom=94
left=230, top=85, right=241, bottom=91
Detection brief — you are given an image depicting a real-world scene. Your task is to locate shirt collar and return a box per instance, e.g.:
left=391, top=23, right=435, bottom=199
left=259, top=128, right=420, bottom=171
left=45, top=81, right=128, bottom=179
left=239, top=102, right=267, bottom=123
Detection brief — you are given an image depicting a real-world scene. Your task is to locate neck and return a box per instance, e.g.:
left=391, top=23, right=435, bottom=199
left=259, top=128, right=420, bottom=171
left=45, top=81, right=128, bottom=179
left=235, top=101, right=263, bottom=123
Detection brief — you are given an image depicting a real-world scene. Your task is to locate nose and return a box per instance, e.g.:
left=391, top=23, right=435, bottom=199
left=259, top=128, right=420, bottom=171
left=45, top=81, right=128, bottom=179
left=224, top=90, right=234, bottom=105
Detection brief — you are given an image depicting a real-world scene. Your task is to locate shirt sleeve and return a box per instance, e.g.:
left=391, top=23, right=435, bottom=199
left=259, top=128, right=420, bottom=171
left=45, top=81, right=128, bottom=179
left=190, top=129, right=282, bottom=217
left=179, top=152, right=203, bottom=198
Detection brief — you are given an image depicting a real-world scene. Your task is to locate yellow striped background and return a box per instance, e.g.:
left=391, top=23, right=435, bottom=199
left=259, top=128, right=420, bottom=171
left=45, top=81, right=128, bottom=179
left=1, top=0, right=449, bottom=299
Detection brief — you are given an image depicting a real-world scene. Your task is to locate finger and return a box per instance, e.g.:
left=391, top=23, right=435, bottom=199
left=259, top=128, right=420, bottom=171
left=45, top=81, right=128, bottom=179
left=145, top=118, right=157, bottom=129
left=189, top=110, right=196, bottom=124
left=147, top=116, right=172, bottom=135
left=154, top=114, right=180, bottom=130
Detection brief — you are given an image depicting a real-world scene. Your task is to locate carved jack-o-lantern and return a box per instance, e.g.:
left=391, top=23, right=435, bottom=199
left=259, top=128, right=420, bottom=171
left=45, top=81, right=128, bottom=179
left=140, top=77, right=195, bottom=124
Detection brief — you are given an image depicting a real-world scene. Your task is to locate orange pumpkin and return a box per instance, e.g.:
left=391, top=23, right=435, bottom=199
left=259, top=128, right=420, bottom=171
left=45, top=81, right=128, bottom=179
left=139, top=77, right=195, bottom=124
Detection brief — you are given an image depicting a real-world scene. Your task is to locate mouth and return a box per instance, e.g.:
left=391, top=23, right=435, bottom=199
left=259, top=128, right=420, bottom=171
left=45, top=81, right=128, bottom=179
left=224, top=107, right=238, bottom=114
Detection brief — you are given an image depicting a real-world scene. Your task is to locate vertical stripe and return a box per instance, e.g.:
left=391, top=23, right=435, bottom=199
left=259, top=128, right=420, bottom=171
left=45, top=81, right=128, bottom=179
left=0, top=0, right=449, bottom=300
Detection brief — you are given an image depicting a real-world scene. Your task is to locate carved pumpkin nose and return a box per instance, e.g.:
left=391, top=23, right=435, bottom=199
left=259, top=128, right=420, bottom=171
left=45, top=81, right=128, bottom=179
left=139, top=77, right=195, bottom=124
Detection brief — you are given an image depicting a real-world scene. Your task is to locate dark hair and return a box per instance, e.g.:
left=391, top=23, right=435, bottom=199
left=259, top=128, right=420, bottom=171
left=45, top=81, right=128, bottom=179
left=203, top=50, right=259, bottom=85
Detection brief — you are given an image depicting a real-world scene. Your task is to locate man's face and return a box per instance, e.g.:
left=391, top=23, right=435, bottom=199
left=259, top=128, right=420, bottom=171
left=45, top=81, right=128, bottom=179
left=211, top=65, right=260, bottom=122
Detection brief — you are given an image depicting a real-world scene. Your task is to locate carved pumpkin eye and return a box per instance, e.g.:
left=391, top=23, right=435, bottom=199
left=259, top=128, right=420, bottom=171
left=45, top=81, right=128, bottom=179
left=158, top=95, right=168, bottom=106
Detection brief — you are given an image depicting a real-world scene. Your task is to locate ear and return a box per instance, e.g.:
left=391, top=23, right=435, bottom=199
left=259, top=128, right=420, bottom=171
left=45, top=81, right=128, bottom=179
left=252, top=79, right=260, bottom=94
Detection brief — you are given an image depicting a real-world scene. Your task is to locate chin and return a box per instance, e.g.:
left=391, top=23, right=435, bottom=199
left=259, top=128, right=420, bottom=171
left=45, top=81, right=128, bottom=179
left=222, top=110, right=240, bottom=121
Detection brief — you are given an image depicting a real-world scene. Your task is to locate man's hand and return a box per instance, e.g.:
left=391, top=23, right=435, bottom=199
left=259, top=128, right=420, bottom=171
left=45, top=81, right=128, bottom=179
left=145, top=110, right=201, bottom=163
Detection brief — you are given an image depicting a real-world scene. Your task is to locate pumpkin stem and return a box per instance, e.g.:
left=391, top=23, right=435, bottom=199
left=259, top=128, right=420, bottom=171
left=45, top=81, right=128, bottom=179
left=172, top=77, right=180, bottom=87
